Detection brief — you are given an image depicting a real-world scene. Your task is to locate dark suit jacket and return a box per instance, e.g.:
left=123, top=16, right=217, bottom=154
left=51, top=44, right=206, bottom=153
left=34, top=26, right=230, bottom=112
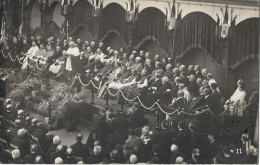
left=175, top=129, right=191, bottom=159
left=205, top=91, right=223, bottom=115
left=70, top=141, right=88, bottom=158
left=85, top=154, right=103, bottom=164
left=187, top=81, right=199, bottom=98
left=124, top=136, right=143, bottom=151
left=63, top=157, right=77, bottom=164
left=188, top=94, right=205, bottom=111
left=129, top=109, right=145, bottom=129
left=24, top=153, right=40, bottom=164
left=172, top=97, right=188, bottom=110
left=195, top=71, right=202, bottom=79
left=9, top=158, right=24, bottom=164
left=12, top=136, right=30, bottom=158
left=33, top=129, right=48, bottom=153
left=210, top=90, right=224, bottom=114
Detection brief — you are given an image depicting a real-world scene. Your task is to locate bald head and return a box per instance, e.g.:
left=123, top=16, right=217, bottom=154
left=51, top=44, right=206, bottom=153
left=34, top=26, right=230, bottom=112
left=170, top=144, right=179, bottom=153
left=130, top=154, right=138, bottom=164
left=162, top=76, right=169, bottom=84
left=54, top=157, right=63, bottom=164
left=203, top=88, right=211, bottom=96
left=12, top=149, right=20, bottom=159
left=17, top=129, right=26, bottom=137
left=176, top=156, right=184, bottom=163
left=53, top=135, right=61, bottom=145
left=189, top=74, right=196, bottom=82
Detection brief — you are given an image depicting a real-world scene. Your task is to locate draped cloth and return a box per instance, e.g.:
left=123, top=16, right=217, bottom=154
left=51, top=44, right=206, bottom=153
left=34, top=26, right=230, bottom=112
left=230, top=87, right=246, bottom=117
left=174, top=12, right=217, bottom=62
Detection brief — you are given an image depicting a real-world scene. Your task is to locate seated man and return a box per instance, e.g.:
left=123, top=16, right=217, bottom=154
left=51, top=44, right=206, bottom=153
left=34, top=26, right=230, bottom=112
left=129, top=57, right=143, bottom=74
left=21, top=41, right=39, bottom=70
left=141, top=73, right=162, bottom=107
left=125, top=69, right=149, bottom=100
left=34, top=43, right=47, bottom=60
left=43, top=44, right=55, bottom=63
left=108, top=65, right=131, bottom=89
left=49, top=50, right=66, bottom=76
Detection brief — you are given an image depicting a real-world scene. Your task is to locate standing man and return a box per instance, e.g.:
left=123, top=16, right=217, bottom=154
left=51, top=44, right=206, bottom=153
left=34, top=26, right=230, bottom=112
left=65, top=41, right=81, bottom=92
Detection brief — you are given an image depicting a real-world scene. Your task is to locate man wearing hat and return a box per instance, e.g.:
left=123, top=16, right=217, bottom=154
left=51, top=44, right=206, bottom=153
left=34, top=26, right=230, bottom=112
left=70, top=133, right=88, bottom=159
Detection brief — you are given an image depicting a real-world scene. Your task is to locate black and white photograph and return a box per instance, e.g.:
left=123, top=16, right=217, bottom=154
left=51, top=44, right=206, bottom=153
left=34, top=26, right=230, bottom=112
left=0, top=0, right=259, bottom=164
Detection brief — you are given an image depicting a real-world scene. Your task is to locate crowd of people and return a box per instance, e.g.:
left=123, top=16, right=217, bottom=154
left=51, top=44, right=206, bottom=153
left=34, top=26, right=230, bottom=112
left=0, top=98, right=258, bottom=164
left=0, top=33, right=258, bottom=164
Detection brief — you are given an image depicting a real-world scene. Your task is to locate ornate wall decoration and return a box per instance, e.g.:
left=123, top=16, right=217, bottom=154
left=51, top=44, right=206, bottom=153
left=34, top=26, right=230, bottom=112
left=165, top=0, right=182, bottom=31
left=215, top=6, right=237, bottom=40
left=125, top=0, right=139, bottom=24
left=92, top=0, right=103, bottom=18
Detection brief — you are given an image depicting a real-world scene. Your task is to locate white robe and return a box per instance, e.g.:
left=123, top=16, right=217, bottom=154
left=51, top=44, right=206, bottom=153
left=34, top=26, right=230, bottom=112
left=65, top=47, right=80, bottom=71
left=230, top=87, right=246, bottom=116
left=21, top=46, right=39, bottom=70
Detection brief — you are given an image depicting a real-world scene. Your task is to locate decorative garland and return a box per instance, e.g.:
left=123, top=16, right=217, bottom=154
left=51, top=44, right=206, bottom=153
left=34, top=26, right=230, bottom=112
left=2, top=50, right=211, bottom=116
left=1, top=50, right=47, bottom=71
left=14, top=72, right=32, bottom=86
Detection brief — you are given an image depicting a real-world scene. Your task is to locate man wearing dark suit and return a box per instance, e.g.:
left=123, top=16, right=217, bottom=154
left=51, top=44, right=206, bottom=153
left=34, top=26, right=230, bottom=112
left=70, top=134, right=88, bottom=159
left=210, top=83, right=223, bottom=114
left=85, top=145, right=103, bottom=164
left=11, top=129, right=30, bottom=158
left=187, top=74, right=200, bottom=98
left=129, top=104, right=145, bottom=129
left=187, top=65, right=196, bottom=76
left=124, top=129, right=143, bottom=152
left=194, top=65, right=202, bottom=79
left=35, top=35, right=44, bottom=48
left=9, top=149, right=24, bottom=164
left=207, top=83, right=224, bottom=135
left=10, top=119, right=23, bottom=141
left=203, top=133, right=219, bottom=163
left=171, top=77, right=181, bottom=98
left=180, top=71, right=189, bottom=86
left=33, top=123, right=48, bottom=153
left=63, top=148, right=77, bottom=164
left=24, top=144, right=41, bottom=164
left=175, top=121, right=191, bottom=160
left=105, top=113, right=129, bottom=150
left=142, top=73, right=162, bottom=107
left=187, top=87, right=205, bottom=111
left=157, top=121, right=176, bottom=163
left=49, top=145, right=65, bottom=164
